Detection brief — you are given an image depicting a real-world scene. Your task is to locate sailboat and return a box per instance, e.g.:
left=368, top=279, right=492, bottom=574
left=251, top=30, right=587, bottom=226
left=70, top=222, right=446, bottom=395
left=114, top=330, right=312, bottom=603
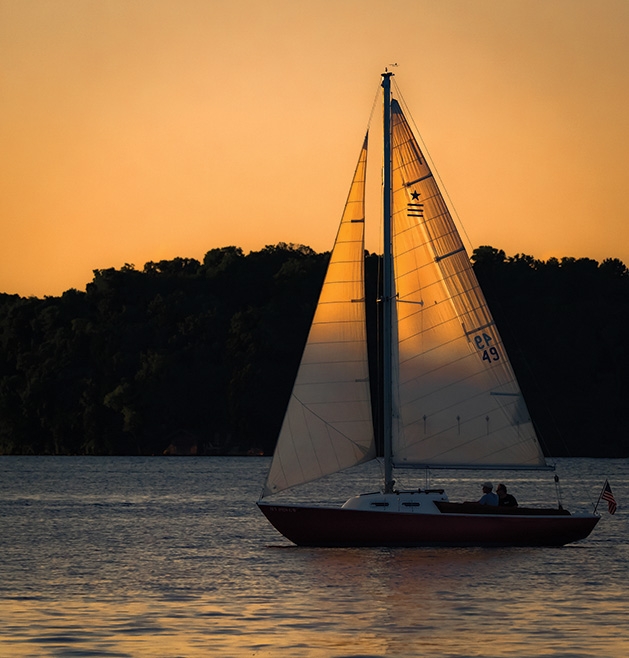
left=257, top=72, right=600, bottom=547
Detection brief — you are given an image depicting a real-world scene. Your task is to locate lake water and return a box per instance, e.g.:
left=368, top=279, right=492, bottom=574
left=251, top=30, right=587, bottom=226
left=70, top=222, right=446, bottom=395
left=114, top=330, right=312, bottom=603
left=1, top=456, right=627, bottom=657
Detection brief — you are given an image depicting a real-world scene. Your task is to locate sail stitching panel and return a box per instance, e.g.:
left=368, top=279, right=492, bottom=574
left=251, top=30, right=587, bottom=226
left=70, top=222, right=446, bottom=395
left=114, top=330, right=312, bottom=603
left=435, top=246, right=466, bottom=262
left=262, top=138, right=375, bottom=496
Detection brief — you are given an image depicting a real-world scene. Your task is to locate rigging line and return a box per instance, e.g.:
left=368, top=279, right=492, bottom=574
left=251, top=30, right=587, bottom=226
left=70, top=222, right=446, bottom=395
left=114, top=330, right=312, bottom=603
left=290, top=392, right=374, bottom=455
left=365, top=80, right=382, bottom=138
left=391, top=78, right=476, bottom=256
left=370, top=77, right=384, bottom=463
left=367, top=78, right=385, bottom=262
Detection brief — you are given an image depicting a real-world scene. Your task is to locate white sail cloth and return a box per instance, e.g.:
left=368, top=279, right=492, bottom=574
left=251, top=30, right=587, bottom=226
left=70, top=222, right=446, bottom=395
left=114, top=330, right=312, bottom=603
left=389, top=100, right=546, bottom=468
left=262, top=137, right=375, bottom=496
left=262, top=96, right=547, bottom=499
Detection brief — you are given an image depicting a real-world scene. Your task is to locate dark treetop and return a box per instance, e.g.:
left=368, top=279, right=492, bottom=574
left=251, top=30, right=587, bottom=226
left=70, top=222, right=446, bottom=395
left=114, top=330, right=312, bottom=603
left=1, top=243, right=627, bottom=457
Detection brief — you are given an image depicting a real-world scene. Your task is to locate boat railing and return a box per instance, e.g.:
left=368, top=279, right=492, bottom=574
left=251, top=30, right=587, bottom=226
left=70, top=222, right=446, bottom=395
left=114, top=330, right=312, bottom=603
left=435, top=501, right=571, bottom=516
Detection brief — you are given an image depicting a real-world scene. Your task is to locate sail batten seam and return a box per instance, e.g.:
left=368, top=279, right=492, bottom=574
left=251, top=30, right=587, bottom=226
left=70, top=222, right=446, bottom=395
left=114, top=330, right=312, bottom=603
left=435, top=246, right=466, bottom=262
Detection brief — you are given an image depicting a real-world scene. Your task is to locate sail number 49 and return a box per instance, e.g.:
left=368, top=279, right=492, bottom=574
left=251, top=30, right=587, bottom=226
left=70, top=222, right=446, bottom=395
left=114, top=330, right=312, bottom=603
left=474, top=333, right=500, bottom=363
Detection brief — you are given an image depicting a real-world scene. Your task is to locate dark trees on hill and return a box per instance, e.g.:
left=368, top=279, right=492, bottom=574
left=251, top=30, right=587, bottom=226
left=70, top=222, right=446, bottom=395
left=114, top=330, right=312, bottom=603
left=0, top=244, right=327, bottom=456
left=471, top=246, right=629, bottom=457
left=0, top=243, right=627, bottom=457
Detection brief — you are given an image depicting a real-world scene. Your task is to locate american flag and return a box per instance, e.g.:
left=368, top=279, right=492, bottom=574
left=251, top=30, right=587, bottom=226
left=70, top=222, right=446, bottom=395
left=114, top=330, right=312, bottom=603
left=601, top=480, right=617, bottom=515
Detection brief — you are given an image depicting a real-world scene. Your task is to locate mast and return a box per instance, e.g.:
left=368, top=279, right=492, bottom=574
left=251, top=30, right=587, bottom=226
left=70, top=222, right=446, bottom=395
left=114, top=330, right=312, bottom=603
left=381, top=71, right=394, bottom=493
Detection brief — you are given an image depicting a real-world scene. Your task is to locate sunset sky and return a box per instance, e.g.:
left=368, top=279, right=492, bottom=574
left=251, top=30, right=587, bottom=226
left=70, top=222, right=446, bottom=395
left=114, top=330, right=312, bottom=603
left=2, top=0, right=628, bottom=297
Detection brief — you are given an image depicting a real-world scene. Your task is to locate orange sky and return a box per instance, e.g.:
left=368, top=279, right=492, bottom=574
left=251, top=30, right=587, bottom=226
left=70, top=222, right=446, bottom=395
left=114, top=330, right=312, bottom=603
left=2, top=0, right=628, bottom=297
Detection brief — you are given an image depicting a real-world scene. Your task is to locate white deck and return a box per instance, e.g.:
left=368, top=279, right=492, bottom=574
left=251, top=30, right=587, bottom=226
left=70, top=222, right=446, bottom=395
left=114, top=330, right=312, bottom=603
left=341, top=490, right=448, bottom=515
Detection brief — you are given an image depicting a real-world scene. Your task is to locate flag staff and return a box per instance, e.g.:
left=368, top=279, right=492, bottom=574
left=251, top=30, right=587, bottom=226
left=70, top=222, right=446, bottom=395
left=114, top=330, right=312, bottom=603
left=594, top=479, right=617, bottom=515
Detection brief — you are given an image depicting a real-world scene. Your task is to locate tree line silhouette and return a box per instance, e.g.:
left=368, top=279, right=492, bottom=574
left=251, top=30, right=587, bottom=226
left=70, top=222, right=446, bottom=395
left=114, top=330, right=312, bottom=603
left=0, top=243, right=627, bottom=457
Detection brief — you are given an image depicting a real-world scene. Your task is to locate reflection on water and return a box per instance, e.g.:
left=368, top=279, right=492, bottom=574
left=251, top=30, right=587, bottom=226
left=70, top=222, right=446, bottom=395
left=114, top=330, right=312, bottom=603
left=1, top=456, right=628, bottom=657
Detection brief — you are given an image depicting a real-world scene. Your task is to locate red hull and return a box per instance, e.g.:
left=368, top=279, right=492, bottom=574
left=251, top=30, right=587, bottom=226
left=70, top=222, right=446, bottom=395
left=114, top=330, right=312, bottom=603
left=258, top=502, right=600, bottom=547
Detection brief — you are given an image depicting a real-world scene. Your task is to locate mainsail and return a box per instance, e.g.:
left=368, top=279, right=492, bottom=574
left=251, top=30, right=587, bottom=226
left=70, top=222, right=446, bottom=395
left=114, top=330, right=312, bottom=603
left=262, top=136, right=375, bottom=496
left=389, top=99, right=546, bottom=468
